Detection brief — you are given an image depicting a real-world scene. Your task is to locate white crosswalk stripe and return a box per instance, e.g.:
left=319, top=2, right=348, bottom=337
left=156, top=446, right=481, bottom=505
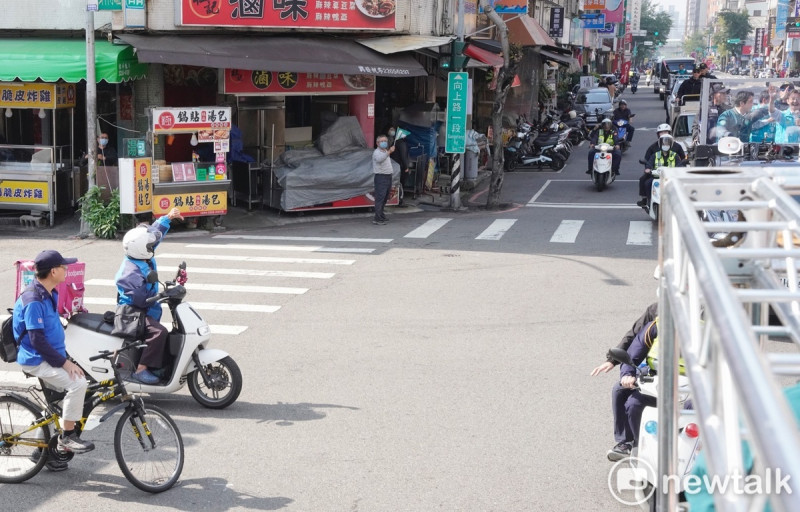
left=85, top=279, right=307, bottom=295
left=476, top=219, right=517, bottom=240
left=550, top=220, right=584, bottom=243
left=404, top=218, right=452, bottom=239
left=627, top=221, right=654, bottom=246
left=160, top=252, right=355, bottom=265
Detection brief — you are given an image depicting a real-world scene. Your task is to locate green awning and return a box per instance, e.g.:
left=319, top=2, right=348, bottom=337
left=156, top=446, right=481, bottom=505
left=0, top=39, right=147, bottom=83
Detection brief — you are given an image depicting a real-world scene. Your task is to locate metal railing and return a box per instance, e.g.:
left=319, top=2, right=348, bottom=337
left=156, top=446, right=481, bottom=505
left=658, top=166, right=800, bottom=512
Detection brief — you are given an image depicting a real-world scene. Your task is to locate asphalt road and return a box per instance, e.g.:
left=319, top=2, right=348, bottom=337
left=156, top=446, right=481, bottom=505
left=0, top=88, right=669, bottom=511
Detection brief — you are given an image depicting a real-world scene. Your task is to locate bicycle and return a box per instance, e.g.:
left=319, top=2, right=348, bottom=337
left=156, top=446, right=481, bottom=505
left=0, top=342, right=184, bottom=493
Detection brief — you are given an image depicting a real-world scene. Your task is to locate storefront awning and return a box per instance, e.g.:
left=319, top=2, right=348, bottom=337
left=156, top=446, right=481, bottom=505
left=506, top=15, right=556, bottom=47
left=538, top=49, right=580, bottom=71
left=357, top=35, right=454, bottom=54
left=464, top=45, right=504, bottom=68
left=117, top=34, right=427, bottom=78
left=0, top=39, right=148, bottom=83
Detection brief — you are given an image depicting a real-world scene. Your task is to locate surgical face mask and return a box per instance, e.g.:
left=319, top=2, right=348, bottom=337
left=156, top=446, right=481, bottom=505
left=99, top=138, right=108, bottom=147
left=661, top=144, right=671, bottom=151
left=379, top=141, right=388, bottom=149
left=388, top=130, right=396, bottom=137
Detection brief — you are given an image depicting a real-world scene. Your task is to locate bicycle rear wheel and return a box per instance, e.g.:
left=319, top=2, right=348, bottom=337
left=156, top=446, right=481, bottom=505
left=0, top=394, right=50, bottom=483
left=114, top=404, right=184, bottom=493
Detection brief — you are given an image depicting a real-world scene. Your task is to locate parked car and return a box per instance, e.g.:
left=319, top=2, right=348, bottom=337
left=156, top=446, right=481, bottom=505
left=600, top=73, right=618, bottom=85
left=573, top=87, right=613, bottom=127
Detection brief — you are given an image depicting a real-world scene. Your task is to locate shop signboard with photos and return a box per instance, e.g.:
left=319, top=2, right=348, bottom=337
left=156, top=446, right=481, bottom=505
left=178, top=0, right=396, bottom=30
left=223, top=70, right=376, bottom=95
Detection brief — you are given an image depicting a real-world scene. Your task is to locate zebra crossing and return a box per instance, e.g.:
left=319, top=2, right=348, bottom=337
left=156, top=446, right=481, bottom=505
left=0, top=217, right=656, bottom=341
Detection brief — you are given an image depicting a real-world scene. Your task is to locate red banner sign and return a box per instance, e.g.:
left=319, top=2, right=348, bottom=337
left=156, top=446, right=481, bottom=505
left=584, top=0, right=606, bottom=9
left=223, top=69, right=376, bottom=95
left=178, top=0, right=395, bottom=30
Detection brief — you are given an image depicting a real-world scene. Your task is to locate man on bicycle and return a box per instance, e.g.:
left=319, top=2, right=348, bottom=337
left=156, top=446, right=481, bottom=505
left=13, top=250, right=95, bottom=470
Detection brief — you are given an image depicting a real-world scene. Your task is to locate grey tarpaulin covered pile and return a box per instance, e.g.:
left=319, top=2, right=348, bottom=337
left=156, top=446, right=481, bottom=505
left=272, top=116, right=399, bottom=210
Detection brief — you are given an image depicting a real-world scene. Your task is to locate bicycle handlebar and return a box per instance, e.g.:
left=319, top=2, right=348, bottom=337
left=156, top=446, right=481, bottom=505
left=88, top=342, right=147, bottom=361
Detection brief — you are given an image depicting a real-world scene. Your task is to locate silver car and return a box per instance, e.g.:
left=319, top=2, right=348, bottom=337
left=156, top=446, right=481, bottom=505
left=574, top=87, right=613, bottom=127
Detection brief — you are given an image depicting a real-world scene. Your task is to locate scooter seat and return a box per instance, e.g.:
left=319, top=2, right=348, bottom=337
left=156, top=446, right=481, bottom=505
left=70, top=312, right=116, bottom=336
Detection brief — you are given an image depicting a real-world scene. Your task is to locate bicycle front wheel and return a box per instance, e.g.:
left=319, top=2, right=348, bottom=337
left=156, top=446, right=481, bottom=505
left=114, top=404, right=184, bottom=493
left=0, top=394, right=50, bottom=483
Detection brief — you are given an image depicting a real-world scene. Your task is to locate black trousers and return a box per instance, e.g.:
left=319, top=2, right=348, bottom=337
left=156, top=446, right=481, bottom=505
left=139, top=316, right=168, bottom=369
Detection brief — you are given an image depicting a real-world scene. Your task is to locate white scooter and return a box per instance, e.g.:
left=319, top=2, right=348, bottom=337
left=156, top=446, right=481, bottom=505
left=591, top=142, right=617, bottom=191
left=64, top=263, right=242, bottom=409
left=638, top=159, right=662, bottom=221
left=609, top=348, right=700, bottom=511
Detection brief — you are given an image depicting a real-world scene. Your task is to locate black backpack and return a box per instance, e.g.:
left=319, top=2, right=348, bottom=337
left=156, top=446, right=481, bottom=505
left=0, top=308, right=23, bottom=363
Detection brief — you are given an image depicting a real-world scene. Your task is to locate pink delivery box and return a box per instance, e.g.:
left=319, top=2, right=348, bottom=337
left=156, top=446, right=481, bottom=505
left=15, top=260, right=88, bottom=318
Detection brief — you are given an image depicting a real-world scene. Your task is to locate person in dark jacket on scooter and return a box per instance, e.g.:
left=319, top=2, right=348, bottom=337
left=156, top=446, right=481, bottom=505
left=115, top=207, right=183, bottom=385
left=637, top=134, right=685, bottom=208
left=612, top=99, right=636, bottom=143
left=590, top=302, right=658, bottom=376
left=587, top=118, right=621, bottom=175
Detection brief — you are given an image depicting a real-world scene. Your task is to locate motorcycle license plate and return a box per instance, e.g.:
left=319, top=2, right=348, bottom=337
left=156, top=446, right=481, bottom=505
left=586, top=116, right=596, bottom=122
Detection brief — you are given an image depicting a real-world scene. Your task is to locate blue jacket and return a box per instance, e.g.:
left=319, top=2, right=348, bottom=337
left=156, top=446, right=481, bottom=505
left=13, top=281, right=66, bottom=367
left=115, top=216, right=171, bottom=320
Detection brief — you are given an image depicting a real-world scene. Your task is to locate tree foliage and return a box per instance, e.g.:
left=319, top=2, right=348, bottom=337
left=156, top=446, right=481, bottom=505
left=682, top=31, right=708, bottom=57
left=711, top=10, right=753, bottom=56
left=633, top=0, right=673, bottom=61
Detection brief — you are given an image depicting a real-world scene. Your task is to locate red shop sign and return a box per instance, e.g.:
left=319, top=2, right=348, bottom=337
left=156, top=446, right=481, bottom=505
left=178, top=0, right=395, bottom=30
left=223, top=69, right=376, bottom=95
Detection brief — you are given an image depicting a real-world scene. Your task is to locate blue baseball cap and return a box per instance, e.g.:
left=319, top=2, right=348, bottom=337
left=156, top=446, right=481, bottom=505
left=34, top=250, right=77, bottom=271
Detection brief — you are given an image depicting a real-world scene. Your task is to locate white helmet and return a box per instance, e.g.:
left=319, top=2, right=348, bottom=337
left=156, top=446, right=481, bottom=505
left=122, top=226, right=162, bottom=260
left=656, top=123, right=672, bottom=135
left=601, top=118, right=613, bottom=129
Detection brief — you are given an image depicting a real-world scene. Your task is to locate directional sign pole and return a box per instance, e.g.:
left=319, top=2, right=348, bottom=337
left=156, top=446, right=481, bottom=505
left=448, top=0, right=466, bottom=211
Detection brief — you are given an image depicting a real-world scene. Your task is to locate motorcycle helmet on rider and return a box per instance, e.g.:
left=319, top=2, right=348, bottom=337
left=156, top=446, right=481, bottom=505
left=601, top=118, right=613, bottom=132
left=122, top=226, right=163, bottom=260
left=656, top=123, right=672, bottom=139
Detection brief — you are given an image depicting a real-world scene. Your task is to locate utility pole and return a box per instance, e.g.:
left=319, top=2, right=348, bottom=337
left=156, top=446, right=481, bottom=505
left=81, top=3, right=98, bottom=237
left=448, top=0, right=465, bottom=211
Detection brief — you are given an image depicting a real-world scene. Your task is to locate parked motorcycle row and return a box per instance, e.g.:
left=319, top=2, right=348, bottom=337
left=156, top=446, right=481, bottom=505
left=503, top=108, right=588, bottom=171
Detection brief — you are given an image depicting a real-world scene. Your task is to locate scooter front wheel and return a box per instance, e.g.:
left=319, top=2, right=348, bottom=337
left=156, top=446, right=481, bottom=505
left=594, top=174, right=606, bottom=192
left=188, top=355, right=243, bottom=409
left=550, top=156, right=566, bottom=170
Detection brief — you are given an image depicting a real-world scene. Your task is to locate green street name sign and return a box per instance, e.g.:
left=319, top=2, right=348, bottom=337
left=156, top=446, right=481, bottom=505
left=99, top=0, right=122, bottom=9
left=445, top=72, right=468, bottom=154
left=727, top=38, right=741, bottom=43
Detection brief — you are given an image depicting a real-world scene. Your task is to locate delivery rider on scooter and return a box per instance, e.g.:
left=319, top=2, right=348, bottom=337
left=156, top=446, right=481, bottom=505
left=586, top=118, right=621, bottom=176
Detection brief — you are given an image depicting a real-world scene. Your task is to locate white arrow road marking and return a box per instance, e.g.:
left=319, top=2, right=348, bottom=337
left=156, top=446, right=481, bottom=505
left=85, top=279, right=307, bottom=295
left=476, top=219, right=518, bottom=240
left=550, top=220, right=584, bottom=243
left=627, top=221, right=655, bottom=246
left=160, top=252, right=355, bottom=265
left=404, top=218, right=452, bottom=239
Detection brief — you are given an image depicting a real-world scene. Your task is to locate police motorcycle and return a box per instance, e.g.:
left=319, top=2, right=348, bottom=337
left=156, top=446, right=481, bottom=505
left=64, top=262, right=243, bottom=409
left=639, top=134, right=687, bottom=221
left=607, top=348, right=700, bottom=511
left=591, top=142, right=616, bottom=192
left=630, top=73, right=640, bottom=94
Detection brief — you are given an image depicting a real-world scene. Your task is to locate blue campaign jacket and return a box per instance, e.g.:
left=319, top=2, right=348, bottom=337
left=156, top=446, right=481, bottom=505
left=115, top=216, right=171, bottom=320
left=13, top=281, right=66, bottom=367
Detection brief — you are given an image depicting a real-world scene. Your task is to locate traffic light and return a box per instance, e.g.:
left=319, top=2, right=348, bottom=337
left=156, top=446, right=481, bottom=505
left=450, top=41, right=470, bottom=71
left=654, top=31, right=659, bottom=36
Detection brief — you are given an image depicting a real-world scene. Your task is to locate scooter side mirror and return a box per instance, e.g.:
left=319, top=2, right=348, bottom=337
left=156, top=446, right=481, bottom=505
left=607, top=347, right=634, bottom=367
left=146, top=270, right=159, bottom=285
